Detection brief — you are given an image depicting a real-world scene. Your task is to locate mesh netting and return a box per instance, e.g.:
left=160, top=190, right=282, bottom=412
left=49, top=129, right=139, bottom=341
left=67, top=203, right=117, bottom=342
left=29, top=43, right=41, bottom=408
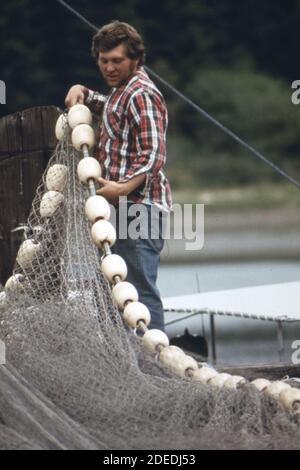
left=1, top=131, right=300, bottom=450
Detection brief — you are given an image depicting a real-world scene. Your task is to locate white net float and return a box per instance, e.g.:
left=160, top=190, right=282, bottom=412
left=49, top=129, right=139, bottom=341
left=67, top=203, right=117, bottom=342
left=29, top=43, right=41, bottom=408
left=168, top=354, right=199, bottom=378
left=192, top=366, right=218, bottom=384
left=77, top=157, right=101, bottom=184
left=55, top=113, right=68, bottom=141
left=142, top=329, right=169, bottom=353
left=72, top=124, right=95, bottom=150
left=0, top=291, right=8, bottom=310
left=163, top=345, right=186, bottom=356
left=85, top=195, right=110, bottom=223
left=5, top=274, right=24, bottom=293
left=68, top=104, right=92, bottom=128
left=16, top=239, right=41, bottom=269
left=32, top=225, right=44, bottom=238
left=40, top=191, right=64, bottom=218
left=223, top=375, right=247, bottom=390
left=158, top=345, right=185, bottom=370
left=251, top=378, right=271, bottom=392
left=123, top=301, right=151, bottom=328
left=279, top=388, right=300, bottom=410
left=91, top=220, right=116, bottom=247
left=45, top=164, right=68, bottom=192
left=101, top=254, right=127, bottom=283
left=111, top=281, right=138, bottom=309
left=265, top=381, right=291, bottom=399
left=208, top=373, right=231, bottom=388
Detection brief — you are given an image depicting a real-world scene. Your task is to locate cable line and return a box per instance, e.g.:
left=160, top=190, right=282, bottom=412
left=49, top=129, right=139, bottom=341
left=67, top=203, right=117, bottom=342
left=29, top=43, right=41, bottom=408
left=56, top=0, right=300, bottom=190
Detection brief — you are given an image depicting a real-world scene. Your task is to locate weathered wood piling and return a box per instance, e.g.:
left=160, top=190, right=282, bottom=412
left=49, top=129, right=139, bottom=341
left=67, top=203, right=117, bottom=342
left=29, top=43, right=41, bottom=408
left=0, top=106, right=60, bottom=284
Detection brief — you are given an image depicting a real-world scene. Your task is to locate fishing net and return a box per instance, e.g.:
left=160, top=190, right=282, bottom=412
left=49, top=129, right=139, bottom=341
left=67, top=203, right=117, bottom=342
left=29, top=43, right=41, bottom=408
left=1, top=122, right=300, bottom=450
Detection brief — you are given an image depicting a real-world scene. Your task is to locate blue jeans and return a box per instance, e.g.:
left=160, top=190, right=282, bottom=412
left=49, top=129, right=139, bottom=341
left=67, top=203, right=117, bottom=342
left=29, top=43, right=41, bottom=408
left=112, top=203, right=165, bottom=331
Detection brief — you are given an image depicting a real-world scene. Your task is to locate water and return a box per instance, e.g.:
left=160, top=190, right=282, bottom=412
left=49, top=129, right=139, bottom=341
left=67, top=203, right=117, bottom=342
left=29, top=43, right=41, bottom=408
left=158, top=260, right=300, bottom=297
left=158, top=260, right=300, bottom=365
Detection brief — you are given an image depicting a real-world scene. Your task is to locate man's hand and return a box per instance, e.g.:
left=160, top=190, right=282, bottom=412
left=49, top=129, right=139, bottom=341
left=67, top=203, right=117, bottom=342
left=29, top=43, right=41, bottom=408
left=96, top=173, right=147, bottom=204
left=65, top=84, right=87, bottom=108
left=96, top=177, right=122, bottom=205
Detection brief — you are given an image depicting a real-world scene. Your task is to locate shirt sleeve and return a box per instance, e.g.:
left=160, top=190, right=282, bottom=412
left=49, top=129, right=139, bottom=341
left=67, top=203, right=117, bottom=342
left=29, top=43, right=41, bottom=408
left=121, top=91, right=167, bottom=183
left=84, top=88, right=107, bottom=114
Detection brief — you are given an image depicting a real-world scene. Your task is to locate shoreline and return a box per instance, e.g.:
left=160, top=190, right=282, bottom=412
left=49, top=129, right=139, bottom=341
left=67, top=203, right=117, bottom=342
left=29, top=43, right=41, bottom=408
left=160, top=205, right=300, bottom=263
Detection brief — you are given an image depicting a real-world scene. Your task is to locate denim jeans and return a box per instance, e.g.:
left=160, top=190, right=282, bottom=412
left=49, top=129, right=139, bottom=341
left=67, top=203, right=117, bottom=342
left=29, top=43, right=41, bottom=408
left=112, top=203, right=165, bottom=331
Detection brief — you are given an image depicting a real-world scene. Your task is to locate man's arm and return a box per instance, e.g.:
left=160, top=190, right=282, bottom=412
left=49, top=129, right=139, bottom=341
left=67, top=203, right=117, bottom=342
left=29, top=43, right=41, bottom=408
left=118, top=173, right=147, bottom=195
left=65, top=84, right=106, bottom=114
left=84, top=89, right=107, bottom=114
left=96, top=173, right=146, bottom=204
left=65, top=84, right=87, bottom=107
left=122, top=91, right=167, bottom=181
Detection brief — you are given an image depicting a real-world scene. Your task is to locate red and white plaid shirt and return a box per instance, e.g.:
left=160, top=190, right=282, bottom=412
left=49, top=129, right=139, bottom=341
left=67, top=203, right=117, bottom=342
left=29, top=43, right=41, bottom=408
left=85, top=67, right=172, bottom=211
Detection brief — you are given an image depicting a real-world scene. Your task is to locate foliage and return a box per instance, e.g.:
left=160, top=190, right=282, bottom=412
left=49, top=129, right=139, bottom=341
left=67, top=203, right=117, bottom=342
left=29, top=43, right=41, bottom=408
left=1, top=0, right=300, bottom=188
left=167, top=67, right=300, bottom=187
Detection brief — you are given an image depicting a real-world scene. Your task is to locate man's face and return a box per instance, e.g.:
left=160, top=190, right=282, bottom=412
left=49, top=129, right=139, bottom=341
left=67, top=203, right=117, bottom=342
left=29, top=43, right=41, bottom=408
left=98, top=43, right=139, bottom=88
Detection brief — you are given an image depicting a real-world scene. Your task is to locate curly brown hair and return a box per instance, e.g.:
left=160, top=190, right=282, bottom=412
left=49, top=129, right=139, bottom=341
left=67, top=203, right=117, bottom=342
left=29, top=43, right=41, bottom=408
left=91, top=21, right=146, bottom=65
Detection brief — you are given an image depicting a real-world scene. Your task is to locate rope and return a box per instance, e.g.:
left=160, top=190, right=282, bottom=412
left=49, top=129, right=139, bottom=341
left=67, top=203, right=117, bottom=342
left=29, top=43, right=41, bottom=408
left=56, top=0, right=300, bottom=190
left=56, top=0, right=98, bottom=32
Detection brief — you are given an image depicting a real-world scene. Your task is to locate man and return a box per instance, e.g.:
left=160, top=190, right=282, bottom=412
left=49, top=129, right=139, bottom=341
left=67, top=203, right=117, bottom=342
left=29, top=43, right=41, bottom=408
left=65, top=21, right=172, bottom=331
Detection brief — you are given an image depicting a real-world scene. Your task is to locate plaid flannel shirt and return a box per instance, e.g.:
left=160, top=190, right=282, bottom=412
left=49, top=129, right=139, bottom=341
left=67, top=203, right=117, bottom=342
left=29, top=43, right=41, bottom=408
left=85, top=67, right=172, bottom=211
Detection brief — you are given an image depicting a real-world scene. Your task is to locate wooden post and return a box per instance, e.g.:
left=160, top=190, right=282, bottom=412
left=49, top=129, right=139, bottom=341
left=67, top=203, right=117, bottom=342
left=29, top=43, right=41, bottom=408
left=276, top=320, right=285, bottom=363
left=0, top=106, right=61, bottom=285
left=210, top=313, right=217, bottom=364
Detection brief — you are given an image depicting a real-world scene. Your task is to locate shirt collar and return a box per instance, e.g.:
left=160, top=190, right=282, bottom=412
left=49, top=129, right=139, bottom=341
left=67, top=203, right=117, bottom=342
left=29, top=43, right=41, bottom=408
left=111, top=66, right=145, bottom=93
